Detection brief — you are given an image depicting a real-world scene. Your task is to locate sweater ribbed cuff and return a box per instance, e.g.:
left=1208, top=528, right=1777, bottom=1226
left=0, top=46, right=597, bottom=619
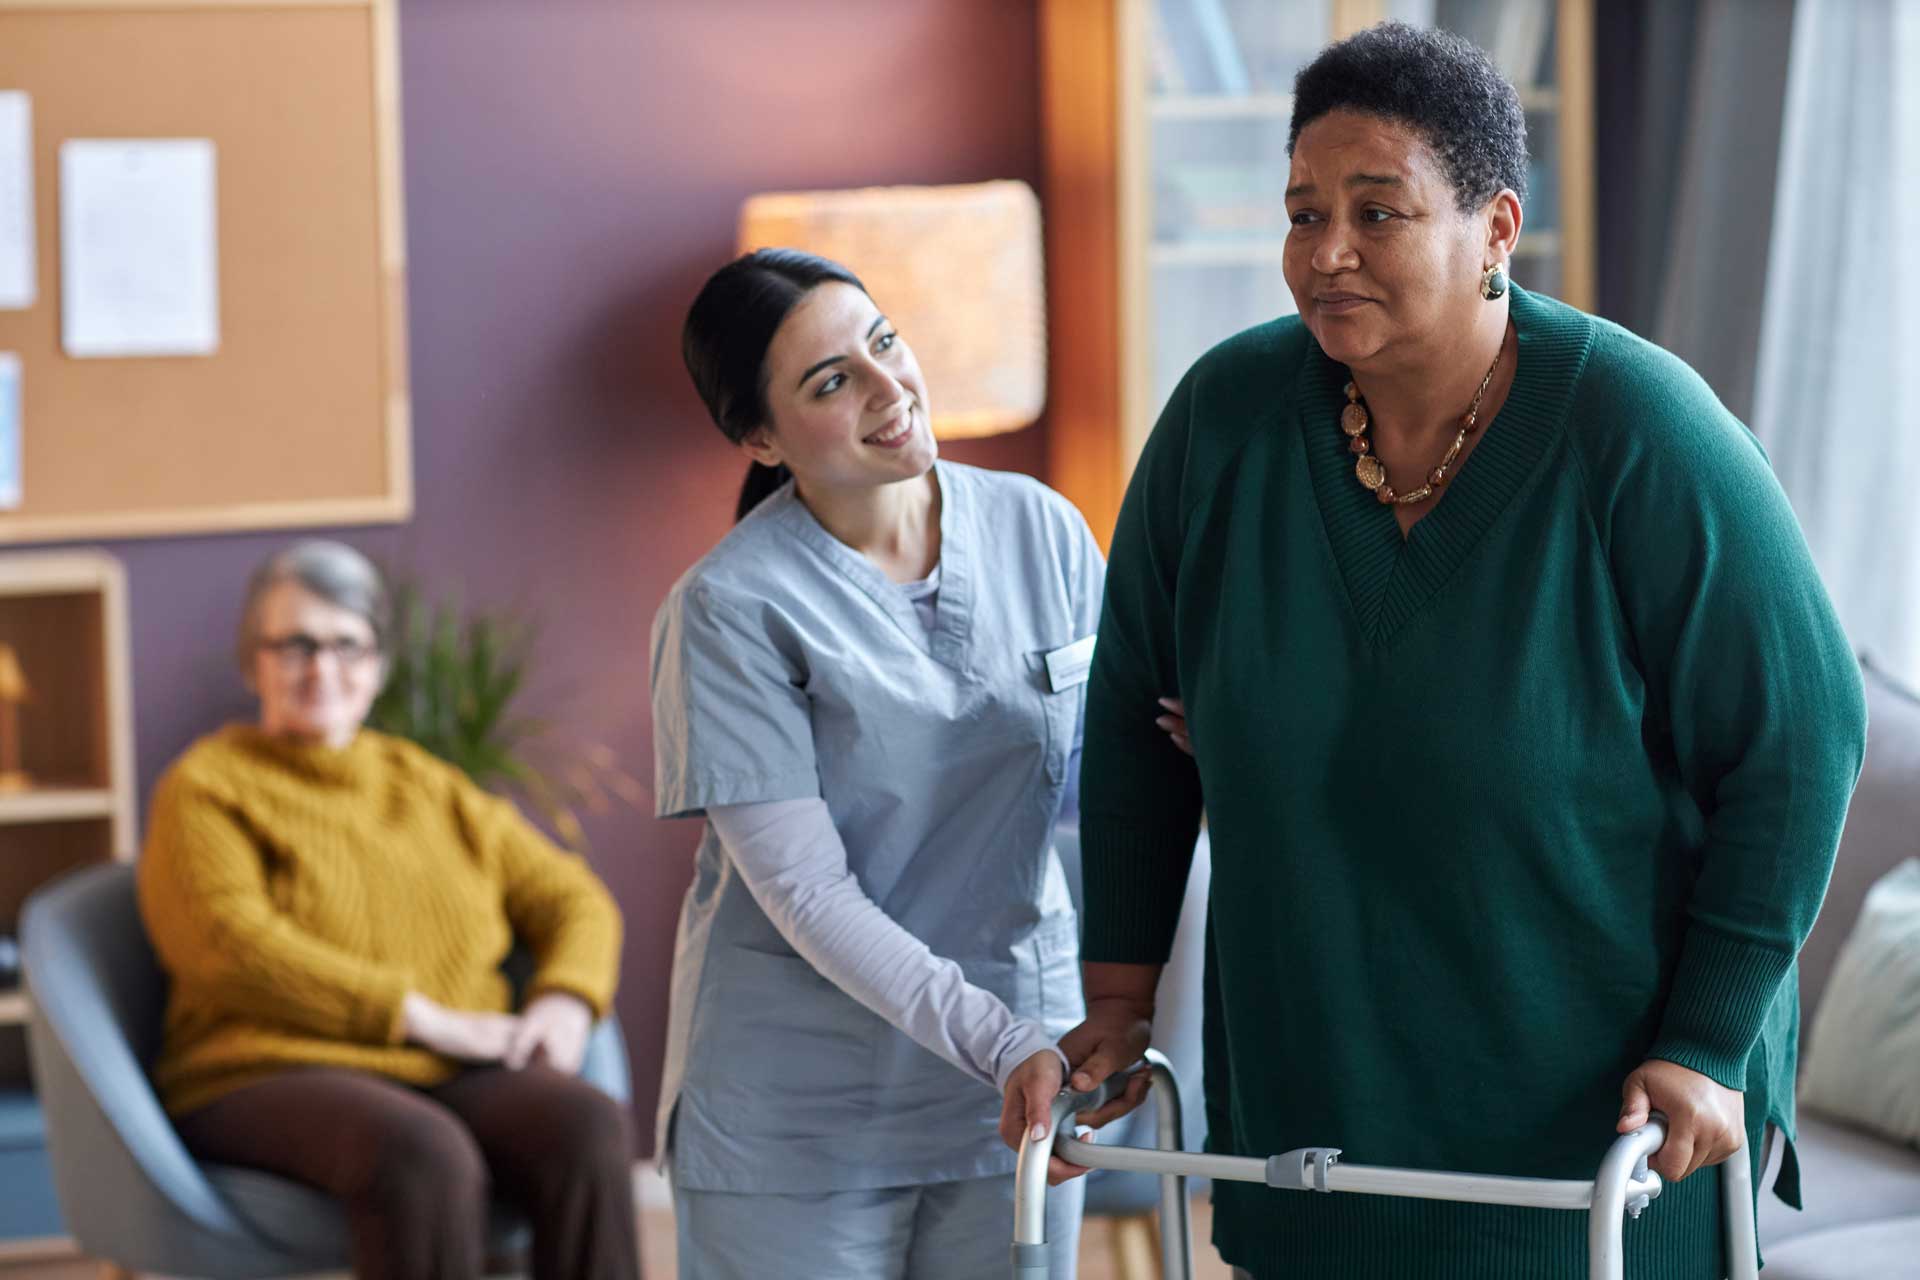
left=1647, top=923, right=1794, bottom=1090
left=358, top=971, right=412, bottom=1047
left=1078, top=814, right=1201, bottom=964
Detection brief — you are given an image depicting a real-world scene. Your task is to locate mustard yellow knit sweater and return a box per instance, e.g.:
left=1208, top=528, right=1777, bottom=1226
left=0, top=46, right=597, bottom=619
left=138, top=724, right=623, bottom=1117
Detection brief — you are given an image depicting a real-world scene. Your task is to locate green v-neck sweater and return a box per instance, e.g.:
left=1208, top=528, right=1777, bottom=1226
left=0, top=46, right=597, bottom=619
left=1078, top=286, right=1867, bottom=1279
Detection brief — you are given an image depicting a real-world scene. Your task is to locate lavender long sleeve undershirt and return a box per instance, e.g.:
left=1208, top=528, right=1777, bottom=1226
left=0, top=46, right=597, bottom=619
left=706, top=797, right=1069, bottom=1093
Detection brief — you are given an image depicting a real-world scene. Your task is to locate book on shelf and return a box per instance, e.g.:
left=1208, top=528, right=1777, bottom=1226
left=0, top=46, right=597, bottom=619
left=1153, top=0, right=1251, bottom=95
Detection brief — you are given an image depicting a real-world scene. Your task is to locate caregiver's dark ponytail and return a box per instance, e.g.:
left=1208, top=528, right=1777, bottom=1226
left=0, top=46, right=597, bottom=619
left=681, top=249, right=869, bottom=522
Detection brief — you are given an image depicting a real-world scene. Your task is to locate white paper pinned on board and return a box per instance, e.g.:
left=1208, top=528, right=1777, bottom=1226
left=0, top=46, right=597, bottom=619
left=0, top=354, right=20, bottom=510
left=61, top=138, right=220, bottom=358
left=0, top=93, right=35, bottom=311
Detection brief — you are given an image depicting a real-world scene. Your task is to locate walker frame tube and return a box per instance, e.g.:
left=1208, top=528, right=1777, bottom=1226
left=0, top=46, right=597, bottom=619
left=1012, top=1053, right=1761, bottom=1280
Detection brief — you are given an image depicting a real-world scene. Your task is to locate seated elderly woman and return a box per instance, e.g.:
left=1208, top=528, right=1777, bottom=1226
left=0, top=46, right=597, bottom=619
left=137, top=540, right=636, bottom=1280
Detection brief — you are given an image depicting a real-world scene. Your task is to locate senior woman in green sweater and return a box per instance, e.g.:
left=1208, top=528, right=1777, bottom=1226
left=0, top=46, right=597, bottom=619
left=1048, top=22, right=1869, bottom=1280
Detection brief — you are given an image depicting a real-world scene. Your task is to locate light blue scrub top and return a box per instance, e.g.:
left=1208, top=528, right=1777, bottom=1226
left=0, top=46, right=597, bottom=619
left=651, top=461, right=1104, bottom=1193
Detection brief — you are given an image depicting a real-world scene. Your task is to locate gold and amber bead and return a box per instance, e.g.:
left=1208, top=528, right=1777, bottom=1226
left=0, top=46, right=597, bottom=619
left=1349, top=436, right=1369, bottom=455
left=1344, top=381, right=1360, bottom=401
left=1429, top=467, right=1448, bottom=486
left=1376, top=484, right=1397, bottom=505
left=1355, top=455, right=1385, bottom=490
left=1341, top=403, right=1369, bottom=436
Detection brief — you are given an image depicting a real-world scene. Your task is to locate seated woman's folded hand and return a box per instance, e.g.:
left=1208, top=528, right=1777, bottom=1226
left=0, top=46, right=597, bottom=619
left=504, top=991, right=594, bottom=1074
left=399, top=991, right=523, bottom=1064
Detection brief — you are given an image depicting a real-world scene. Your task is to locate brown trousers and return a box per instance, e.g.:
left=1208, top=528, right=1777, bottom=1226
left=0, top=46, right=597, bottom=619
left=175, top=1065, right=640, bottom=1280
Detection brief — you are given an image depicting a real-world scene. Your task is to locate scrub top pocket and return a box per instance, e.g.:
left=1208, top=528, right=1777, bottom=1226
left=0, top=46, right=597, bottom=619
left=1025, top=648, right=1085, bottom=786
left=1029, top=913, right=1085, bottom=1030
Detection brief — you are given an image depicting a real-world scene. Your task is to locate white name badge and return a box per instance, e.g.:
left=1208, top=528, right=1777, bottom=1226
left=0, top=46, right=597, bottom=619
left=1045, top=635, right=1097, bottom=693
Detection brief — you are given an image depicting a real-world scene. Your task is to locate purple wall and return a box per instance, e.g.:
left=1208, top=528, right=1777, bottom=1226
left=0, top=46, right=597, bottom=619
left=65, top=0, right=1044, bottom=1154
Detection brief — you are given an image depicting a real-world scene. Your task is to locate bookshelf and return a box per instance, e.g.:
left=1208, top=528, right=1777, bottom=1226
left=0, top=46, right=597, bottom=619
left=0, top=550, right=134, bottom=1259
left=1041, top=0, right=1596, bottom=544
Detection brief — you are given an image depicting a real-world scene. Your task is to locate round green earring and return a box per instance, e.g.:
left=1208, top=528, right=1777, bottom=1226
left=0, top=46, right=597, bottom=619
left=1481, top=262, right=1509, bottom=300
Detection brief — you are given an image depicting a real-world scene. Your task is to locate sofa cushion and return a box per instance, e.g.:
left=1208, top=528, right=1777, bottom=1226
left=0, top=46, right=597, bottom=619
left=1756, top=1213, right=1920, bottom=1280
left=1758, top=1111, right=1920, bottom=1245
left=1799, top=860, right=1920, bottom=1147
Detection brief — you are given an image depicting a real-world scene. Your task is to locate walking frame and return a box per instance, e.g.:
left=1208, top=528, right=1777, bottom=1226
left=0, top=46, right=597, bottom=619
left=1013, top=1050, right=1760, bottom=1280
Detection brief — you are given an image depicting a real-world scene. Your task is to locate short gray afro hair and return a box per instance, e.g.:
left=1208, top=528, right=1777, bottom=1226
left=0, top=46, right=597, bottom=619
left=1290, top=21, right=1529, bottom=212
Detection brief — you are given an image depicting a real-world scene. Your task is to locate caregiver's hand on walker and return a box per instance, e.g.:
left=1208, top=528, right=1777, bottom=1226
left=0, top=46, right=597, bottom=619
left=1617, top=1057, right=1746, bottom=1183
left=998, top=695, right=1189, bottom=1183
left=999, top=962, right=1159, bottom=1184
left=999, top=1048, right=1084, bottom=1185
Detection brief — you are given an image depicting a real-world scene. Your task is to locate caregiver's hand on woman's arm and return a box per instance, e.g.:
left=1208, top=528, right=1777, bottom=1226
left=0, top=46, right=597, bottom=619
left=1156, top=698, right=1193, bottom=756
left=1617, top=1058, right=1746, bottom=1183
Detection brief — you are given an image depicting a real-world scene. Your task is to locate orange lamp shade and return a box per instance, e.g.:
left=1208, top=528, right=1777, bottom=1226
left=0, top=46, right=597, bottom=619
left=737, top=180, right=1046, bottom=440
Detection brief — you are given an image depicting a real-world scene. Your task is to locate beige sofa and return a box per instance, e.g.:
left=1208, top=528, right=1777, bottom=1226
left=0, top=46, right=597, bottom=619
left=1754, top=659, right=1920, bottom=1277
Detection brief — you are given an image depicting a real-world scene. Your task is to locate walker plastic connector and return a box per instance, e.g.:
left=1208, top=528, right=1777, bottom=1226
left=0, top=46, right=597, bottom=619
left=1267, top=1146, right=1342, bottom=1192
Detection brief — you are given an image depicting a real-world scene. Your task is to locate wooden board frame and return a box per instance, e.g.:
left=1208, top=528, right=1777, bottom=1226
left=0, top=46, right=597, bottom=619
left=0, top=0, right=411, bottom=544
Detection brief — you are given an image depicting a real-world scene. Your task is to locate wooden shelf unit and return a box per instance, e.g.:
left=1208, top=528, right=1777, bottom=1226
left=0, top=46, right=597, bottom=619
left=0, top=789, right=116, bottom=827
left=0, top=551, right=134, bottom=884
left=0, top=550, right=134, bottom=1259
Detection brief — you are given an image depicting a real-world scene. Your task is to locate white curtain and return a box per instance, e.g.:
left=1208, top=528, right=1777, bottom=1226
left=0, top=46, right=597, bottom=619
left=1752, top=0, right=1920, bottom=688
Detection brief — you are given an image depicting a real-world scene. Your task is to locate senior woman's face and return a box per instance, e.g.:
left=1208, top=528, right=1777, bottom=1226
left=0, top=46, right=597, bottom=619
left=1283, top=110, right=1495, bottom=368
left=250, top=580, right=382, bottom=749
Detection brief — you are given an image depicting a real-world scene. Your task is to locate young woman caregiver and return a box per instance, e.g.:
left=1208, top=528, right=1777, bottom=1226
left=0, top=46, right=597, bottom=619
left=652, top=249, right=1142, bottom=1277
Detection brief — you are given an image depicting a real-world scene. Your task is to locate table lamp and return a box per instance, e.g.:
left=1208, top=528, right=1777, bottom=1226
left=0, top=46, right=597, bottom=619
left=737, top=180, right=1046, bottom=439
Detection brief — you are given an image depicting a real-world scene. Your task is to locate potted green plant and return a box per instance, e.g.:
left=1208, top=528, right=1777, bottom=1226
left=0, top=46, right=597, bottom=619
left=367, top=581, right=639, bottom=850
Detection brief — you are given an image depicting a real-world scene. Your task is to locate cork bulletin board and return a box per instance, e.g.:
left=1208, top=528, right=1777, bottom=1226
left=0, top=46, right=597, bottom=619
left=0, top=0, right=410, bottom=544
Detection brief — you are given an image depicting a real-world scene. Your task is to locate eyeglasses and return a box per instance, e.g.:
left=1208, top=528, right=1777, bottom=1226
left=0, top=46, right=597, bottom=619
left=256, top=633, right=379, bottom=669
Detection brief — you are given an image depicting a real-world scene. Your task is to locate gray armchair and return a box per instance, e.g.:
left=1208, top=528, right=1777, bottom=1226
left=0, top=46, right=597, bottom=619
left=20, top=862, right=631, bottom=1279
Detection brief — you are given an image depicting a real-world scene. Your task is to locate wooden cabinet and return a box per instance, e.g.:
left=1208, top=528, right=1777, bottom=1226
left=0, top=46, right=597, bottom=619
left=0, top=550, right=133, bottom=1260
left=1042, top=0, right=1595, bottom=543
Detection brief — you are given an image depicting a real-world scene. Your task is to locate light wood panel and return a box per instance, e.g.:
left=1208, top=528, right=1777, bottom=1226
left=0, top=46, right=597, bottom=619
left=1555, top=0, right=1597, bottom=310
left=1039, top=0, right=1127, bottom=549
